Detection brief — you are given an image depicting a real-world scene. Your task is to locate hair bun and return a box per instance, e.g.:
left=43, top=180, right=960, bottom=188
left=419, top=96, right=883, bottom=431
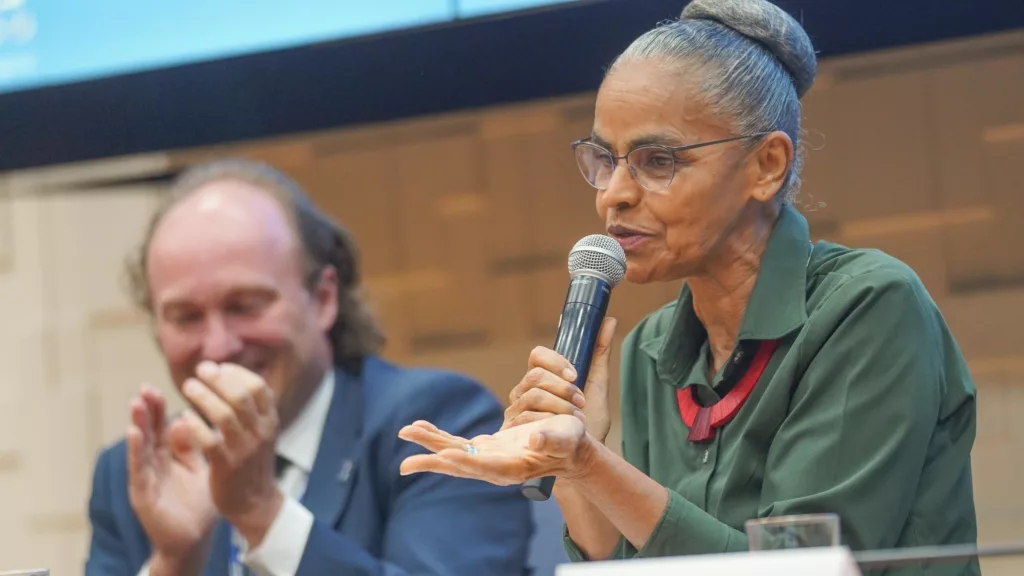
left=681, top=0, right=817, bottom=97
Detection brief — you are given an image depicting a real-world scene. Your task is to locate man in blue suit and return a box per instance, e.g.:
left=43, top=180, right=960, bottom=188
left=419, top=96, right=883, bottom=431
left=84, top=159, right=533, bottom=576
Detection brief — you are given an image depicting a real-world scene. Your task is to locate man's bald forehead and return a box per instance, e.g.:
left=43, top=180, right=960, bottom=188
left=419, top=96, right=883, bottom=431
left=148, top=178, right=302, bottom=264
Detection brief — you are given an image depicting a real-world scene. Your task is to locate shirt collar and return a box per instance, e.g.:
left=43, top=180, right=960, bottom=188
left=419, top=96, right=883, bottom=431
left=641, top=204, right=812, bottom=385
left=276, top=369, right=334, bottom=473
left=736, top=204, right=812, bottom=341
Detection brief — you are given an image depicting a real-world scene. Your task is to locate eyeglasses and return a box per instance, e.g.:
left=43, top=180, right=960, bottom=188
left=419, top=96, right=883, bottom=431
left=571, top=133, right=770, bottom=192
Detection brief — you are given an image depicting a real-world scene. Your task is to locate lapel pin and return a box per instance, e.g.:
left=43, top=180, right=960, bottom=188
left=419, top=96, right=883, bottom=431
left=338, top=459, right=354, bottom=483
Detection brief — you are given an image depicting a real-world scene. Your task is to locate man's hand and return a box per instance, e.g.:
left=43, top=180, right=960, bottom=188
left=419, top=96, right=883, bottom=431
left=127, top=386, right=218, bottom=576
left=182, top=361, right=283, bottom=549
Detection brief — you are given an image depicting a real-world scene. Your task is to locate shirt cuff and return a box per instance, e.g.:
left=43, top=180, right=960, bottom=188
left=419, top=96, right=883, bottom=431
left=637, top=489, right=746, bottom=557
left=561, top=524, right=634, bottom=562
left=242, top=496, right=315, bottom=576
left=136, top=563, right=150, bottom=576
left=562, top=524, right=587, bottom=562
left=562, top=490, right=746, bottom=562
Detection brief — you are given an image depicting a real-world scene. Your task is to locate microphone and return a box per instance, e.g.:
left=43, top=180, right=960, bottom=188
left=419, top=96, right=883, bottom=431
left=520, top=234, right=627, bottom=502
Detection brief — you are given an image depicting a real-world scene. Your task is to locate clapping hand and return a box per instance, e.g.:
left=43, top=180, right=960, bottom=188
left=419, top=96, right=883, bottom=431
left=127, top=361, right=285, bottom=575
left=179, top=361, right=283, bottom=547
left=127, top=386, right=218, bottom=575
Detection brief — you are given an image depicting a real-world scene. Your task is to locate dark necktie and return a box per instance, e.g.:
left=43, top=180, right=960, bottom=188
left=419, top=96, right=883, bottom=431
left=275, top=454, right=290, bottom=479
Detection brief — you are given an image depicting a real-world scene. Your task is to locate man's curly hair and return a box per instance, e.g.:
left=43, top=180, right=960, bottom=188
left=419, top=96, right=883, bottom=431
left=125, top=157, right=385, bottom=374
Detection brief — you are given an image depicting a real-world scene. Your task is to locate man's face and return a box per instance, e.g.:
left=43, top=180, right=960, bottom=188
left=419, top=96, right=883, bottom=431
left=145, top=180, right=338, bottom=422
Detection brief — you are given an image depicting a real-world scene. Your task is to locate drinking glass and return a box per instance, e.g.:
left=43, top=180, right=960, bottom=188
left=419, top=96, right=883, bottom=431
left=745, top=513, right=841, bottom=551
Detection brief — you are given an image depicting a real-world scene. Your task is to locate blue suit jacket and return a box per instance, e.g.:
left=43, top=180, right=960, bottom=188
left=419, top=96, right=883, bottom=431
left=85, top=356, right=534, bottom=576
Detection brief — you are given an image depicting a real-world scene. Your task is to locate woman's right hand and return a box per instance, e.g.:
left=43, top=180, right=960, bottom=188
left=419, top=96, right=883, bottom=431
left=502, top=317, right=617, bottom=444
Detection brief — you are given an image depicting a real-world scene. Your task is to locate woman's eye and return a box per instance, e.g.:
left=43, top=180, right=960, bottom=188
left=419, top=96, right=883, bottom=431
left=648, top=154, right=673, bottom=168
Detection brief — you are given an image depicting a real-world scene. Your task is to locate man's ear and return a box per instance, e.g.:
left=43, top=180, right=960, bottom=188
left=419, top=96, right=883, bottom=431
left=312, top=266, right=340, bottom=331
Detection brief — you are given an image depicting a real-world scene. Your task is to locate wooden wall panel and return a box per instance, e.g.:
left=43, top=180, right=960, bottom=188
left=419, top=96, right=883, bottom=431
left=88, top=323, right=181, bottom=450
left=0, top=197, right=48, bottom=408
left=930, top=53, right=1024, bottom=292
left=970, top=378, right=1024, bottom=550
left=41, top=190, right=159, bottom=320
left=940, top=289, right=1024, bottom=361
left=0, top=177, right=11, bottom=273
left=522, top=117, right=610, bottom=342
left=294, top=150, right=405, bottom=279
left=481, top=132, right=538, bottom=345
left=0, top=159, right=175, bottom=572
left=394, top=134, right=490, bottom=347
left=799, top=71, right=937, bottom=224
left=847, top=229, right=950, bottom=300
left=523, top=116, right=602, bottom=255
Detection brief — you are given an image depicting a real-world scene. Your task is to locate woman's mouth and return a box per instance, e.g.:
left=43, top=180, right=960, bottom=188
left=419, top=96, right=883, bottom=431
left=607, top=225, right=651, bottom=251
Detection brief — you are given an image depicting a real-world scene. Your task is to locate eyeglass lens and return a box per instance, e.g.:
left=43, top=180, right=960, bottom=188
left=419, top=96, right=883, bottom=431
left=574, top=143, right=677, bottom=191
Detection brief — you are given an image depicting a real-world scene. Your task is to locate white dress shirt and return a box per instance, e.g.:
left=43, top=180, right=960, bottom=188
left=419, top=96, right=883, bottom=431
left=138, top=370, right=335, bottom=576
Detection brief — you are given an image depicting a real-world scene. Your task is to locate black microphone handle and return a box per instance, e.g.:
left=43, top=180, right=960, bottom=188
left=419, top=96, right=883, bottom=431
left=521, top=274, right=612, bottom=502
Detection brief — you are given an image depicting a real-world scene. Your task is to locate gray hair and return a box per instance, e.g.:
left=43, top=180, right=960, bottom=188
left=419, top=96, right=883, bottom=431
left=611, top=0, right=817, bottom=203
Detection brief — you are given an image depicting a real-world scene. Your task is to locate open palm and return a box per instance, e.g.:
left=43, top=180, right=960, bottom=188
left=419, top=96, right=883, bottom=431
left=133, top=437, right=215, bottom=551
left=127, top=390, right=218, bottom=558
left=398, top=414, right=587, bottom=486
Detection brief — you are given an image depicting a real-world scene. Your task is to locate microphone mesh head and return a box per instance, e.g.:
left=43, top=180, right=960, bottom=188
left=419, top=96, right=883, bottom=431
left=568, top=234, right=627, bottom=285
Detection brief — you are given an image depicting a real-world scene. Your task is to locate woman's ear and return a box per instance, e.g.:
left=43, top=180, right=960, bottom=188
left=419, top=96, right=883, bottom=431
left=749, top=131, right=794, bottom=203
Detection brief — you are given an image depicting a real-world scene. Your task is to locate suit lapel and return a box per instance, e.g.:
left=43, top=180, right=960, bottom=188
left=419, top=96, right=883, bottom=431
left=301, top=367, right=364, bottom=527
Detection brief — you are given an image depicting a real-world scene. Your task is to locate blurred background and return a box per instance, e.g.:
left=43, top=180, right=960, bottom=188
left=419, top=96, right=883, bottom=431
left=0, top=0, right=1023, bottom=573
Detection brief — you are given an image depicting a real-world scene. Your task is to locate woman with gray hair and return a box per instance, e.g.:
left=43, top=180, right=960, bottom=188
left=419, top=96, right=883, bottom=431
left=399, top=0, right=980, bottom=571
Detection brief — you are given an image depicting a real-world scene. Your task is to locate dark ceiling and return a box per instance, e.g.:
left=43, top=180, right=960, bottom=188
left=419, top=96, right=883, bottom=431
left=1, top=0, right=1022, bottom=172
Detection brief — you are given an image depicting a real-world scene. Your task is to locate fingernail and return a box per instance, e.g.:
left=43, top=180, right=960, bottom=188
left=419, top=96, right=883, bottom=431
left=572, top=393, right=586, bottom=409
left=563, top=367, right=577, bottom=381
left=196, top=361, right=219, bottom=379
left=575, top=409, right=587, bottom=422
left=182, top=379, right=199, bottom=396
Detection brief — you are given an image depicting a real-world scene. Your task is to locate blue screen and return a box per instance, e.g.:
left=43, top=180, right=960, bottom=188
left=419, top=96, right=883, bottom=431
left=0, top=0, right=576, bottom=94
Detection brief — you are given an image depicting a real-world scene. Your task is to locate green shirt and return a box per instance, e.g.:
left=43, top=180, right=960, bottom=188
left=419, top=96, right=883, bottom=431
left=564, top=205, right=980, bottom=575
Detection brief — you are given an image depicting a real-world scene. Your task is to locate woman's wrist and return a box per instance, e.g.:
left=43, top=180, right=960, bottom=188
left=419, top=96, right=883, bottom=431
left=562, top=432, right=604, bottom=482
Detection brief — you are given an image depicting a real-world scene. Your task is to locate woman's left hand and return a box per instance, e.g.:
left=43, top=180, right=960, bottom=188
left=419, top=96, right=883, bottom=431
left=397, top=414, right=590, bottom=485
